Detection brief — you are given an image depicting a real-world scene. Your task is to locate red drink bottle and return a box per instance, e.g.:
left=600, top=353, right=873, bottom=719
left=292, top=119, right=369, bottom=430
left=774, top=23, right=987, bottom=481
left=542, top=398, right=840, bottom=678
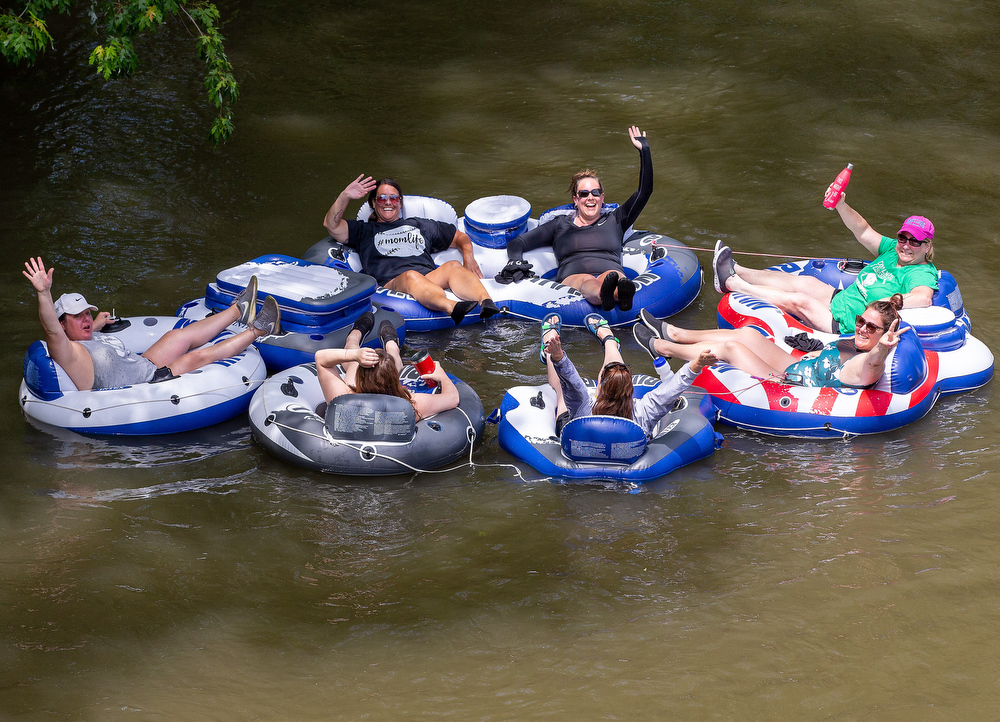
left=411, top=350, right=437, bottom=388
left=823, top=163, right=854, bottom=209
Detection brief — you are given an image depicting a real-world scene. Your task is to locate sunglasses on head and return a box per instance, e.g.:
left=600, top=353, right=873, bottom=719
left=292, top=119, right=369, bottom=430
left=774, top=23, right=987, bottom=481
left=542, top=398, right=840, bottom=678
left=855, top=315, right=885, bottom=334
left=376, top=194, right=402, bottom=204
left=576, top=188, right=604, bottom=199
left=897, top=234, right=929, bottom=247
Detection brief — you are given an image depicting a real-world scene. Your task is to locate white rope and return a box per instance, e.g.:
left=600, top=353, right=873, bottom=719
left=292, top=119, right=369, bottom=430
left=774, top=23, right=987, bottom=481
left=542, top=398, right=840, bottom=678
left=654, top=240, right=833, bottom=263
left=22, top=378, right=260, bottom=415
left=261, top=392, right=530, bottom=477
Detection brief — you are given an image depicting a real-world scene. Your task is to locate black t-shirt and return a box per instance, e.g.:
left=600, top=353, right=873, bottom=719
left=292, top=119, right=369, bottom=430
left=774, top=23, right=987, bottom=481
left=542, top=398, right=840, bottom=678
left=344, top=217, right=457, bottom=285
left=505, top=138, right=652, bottom=281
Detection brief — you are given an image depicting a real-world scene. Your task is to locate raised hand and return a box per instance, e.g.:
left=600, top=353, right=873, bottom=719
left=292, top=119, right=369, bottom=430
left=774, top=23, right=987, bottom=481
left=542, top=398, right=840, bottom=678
left=23, top=257, right=54, bottom=293
left=544, top=333, right=564, bottom=362
left=344, top=174, right=377, bottom=201
left=628, top=125, right=646, bottom=150
left=878, top=318, right=903, bottom=352
left=355, top=347, right=381, bottom=367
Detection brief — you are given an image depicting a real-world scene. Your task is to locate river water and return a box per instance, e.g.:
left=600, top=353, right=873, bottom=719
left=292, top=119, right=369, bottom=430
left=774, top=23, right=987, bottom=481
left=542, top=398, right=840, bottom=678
left=2, top=0, right=999, bottom=718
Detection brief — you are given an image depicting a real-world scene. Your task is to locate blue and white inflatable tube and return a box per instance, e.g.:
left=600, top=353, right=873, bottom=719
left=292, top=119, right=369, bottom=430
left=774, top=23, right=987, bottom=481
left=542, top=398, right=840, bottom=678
left=301, top=195, right=702, bottom=331
left=19, top=316, right=266, bottom=435
left=248, top=362, right=486, bottom=476
left=751, top=258, right=994, bottom=395
left=177, top=255, right=406, bottom=372
left=497, top=375, right=721, bottom=483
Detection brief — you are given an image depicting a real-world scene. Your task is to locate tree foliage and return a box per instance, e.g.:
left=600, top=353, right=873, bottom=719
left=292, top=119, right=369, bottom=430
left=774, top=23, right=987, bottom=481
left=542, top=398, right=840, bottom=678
left=1, top=0, right=238, bottom=144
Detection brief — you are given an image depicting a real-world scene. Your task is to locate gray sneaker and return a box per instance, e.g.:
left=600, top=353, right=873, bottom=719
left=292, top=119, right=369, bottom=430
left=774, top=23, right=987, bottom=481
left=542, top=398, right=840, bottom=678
left=639, top=308, right=675, bottom=342
left=252, top=295, right=281, bottom=336
left=713, top=241, right=735, bottom=293
left=232, top=275, right=258, bottom=325
left=632, top=322, right=659, bottom=360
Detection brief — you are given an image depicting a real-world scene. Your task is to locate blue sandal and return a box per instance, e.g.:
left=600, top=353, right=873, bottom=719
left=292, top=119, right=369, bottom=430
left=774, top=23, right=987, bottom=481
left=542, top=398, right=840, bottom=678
left=540, top=314, right=562, bottom=364
left=583, top=313, right=618, bottom=350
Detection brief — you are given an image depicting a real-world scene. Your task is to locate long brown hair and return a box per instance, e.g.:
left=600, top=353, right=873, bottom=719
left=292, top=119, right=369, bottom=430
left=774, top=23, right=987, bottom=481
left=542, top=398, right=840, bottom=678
left=352, top=350, right=413, bottom=404
left=592, top=362, right=634, bottom=420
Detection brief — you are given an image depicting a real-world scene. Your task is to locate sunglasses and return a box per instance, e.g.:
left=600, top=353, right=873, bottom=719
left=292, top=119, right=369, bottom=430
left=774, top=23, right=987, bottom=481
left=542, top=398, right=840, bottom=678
left=855, top=315, right=885, bottom=334
left=575, top=188, right=604, bottom=199
left=897, top=235, right=929, bottom=248
left=376, top=194, right=402, bottom=204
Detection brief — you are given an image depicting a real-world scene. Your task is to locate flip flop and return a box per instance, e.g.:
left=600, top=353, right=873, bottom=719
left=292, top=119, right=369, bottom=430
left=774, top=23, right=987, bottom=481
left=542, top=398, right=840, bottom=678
left=540, top=313, right=562, bottom=364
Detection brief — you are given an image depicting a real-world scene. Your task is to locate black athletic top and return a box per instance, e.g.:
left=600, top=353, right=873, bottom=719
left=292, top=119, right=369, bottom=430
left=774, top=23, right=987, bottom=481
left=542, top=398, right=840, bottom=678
left=344, top=217, right=456, bottom=285
left=505, top=137, right=652, bottom=281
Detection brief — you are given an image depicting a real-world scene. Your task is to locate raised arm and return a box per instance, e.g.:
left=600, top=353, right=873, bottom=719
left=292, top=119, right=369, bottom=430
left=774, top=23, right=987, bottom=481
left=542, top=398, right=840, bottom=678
left=23, top=259, right=74, bottom=359
left=856, top=319, right=902, bottom=386
left=615, top=125, right=653, bottom=229
left=323, top=175, right=376, bottom=241
left=832, top=195, right=884, bottom=255
left=315, top=346, right=380, bottom=402
left=23, top=257, right=96, bottom=387
left=412, top=361, right=460, bottom=419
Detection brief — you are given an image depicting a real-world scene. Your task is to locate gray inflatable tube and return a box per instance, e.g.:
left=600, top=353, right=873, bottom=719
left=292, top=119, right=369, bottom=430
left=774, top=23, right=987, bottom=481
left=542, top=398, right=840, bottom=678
left=248, top=362, right=485, bottom=476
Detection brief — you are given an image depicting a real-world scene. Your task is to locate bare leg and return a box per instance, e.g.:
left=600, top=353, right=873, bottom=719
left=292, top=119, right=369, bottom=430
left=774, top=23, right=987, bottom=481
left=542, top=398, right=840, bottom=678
left=666, top=325, right=795, bottom=371
left=387, top=263, right=493, bottom=315
left=542, top=320, right=568, bottom=420
left=594, top=324, right=624, bottom=376
left=652, top=335, right=790, bottom=380
left=142, top=305, right=244, bottom=369
left=726, top=272, right=838, bottom=333
left=341, top=328, right=364, bottom=386
left=562, top=270, right=617, bottom=306
left=424, top=261, right=492, bottom=304
left=157, top=325, right=263, bottom=376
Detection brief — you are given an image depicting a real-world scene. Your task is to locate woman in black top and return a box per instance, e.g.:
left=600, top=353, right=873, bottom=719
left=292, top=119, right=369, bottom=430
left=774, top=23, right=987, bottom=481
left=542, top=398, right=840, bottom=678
left=502, top=126, right=652, bottom=312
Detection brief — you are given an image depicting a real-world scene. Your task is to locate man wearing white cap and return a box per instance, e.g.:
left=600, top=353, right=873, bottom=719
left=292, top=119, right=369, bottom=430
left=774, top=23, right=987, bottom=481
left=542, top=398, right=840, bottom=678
left=23, top=257, right=282, bottom=391
left=710, top=190, right=938, bottom=334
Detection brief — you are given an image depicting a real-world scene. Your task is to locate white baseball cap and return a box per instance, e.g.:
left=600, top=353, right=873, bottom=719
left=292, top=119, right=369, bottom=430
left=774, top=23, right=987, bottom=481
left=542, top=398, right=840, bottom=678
left=53, top=292, right=98, bottom=317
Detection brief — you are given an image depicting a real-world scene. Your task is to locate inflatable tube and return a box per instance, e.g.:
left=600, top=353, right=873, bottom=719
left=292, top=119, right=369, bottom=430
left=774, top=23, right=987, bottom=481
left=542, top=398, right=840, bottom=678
left=19, top=316, right=266, bottom=435
left=748, top=258, right=993, bottom=396
left=301, top=195, right=703, bottom=331
left=178, top=297, right=405, bottom=373
left=177, top=255, right=405, bottom=372
left=248, top=362, right=486, bottom=476
left=700, top=293, right=947, bottom=438
left=497, top=375, right=722, bottom=483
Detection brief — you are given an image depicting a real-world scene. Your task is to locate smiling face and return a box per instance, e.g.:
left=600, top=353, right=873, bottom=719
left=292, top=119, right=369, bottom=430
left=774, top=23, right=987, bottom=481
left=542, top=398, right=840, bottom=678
left=373, top=183, right=402, bottom=223
left=60, top=309, right=94, bottom=341
left=572, top=177, right=604, bottom=224
left=852, top=308, right=887, bottom=352
left=896, top=232, right=931, bottom=266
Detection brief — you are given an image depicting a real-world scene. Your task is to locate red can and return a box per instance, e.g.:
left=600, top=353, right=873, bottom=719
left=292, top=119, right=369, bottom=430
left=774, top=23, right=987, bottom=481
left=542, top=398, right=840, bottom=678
left=411, top=350, right=437, bottom=388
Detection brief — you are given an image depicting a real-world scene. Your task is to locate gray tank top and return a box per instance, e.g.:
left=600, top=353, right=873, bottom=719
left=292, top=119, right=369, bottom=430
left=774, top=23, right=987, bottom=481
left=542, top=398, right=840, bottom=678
left=78, top=336, right=157, bottom=390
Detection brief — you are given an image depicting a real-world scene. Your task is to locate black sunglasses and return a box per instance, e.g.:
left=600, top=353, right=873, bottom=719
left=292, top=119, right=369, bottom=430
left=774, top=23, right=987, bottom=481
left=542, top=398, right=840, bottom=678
left=897, top=235, right=929, bottom=248
left=576, top=188, right=604, bottom=198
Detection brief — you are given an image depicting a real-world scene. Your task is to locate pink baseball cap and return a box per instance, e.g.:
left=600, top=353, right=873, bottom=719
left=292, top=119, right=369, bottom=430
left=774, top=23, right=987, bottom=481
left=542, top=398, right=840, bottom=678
left=53, top=292, right=98, bottom=317
left=898, top=215, right=934, bottom=242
